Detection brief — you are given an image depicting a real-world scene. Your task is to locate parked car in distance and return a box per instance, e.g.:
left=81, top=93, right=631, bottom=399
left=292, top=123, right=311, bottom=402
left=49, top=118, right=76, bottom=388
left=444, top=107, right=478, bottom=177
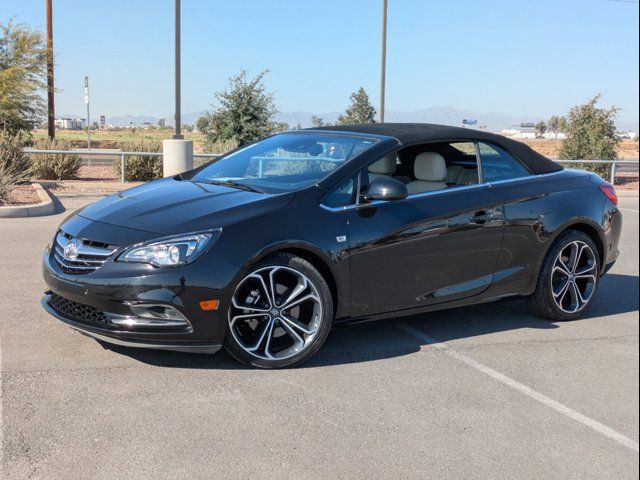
left=41, top=123, right=622, bottom=368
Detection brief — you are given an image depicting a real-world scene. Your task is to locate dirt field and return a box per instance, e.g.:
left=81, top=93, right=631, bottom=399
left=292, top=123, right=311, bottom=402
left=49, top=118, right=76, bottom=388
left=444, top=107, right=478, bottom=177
left=522, top=139, right=639, bottom=159
left=32, top=129, right=206, bottom=151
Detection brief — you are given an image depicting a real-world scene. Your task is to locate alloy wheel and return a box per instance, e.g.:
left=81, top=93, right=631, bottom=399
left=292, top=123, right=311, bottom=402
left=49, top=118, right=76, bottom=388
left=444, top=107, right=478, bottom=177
left=229, top=266, right=323, bottom=360
left=551, top=240, right=597, bottom=314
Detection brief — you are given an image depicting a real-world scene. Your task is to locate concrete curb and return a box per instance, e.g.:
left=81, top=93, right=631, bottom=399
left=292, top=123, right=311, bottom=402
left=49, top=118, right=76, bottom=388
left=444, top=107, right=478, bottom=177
left=0, top=183, right=56, bottom=218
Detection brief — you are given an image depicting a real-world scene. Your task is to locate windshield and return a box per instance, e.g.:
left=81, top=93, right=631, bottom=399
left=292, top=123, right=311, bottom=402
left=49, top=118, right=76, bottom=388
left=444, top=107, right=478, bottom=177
left=191, top=132, right=377, bottom=193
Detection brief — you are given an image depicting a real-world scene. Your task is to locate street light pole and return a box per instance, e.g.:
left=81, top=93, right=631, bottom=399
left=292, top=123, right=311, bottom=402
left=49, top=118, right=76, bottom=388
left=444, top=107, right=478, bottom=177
left=379, top=0, right=387, bottom=123
left=173, top=0, right=182, bottom=139
left=46, top=0, right=55, bottom=139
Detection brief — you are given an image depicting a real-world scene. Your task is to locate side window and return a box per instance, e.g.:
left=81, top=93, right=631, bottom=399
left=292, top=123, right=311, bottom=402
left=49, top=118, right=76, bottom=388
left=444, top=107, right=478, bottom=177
left=446, top=142, right=479, bottom=186
left=321, top=177, right=356, bottom=208
left=478, top=142, right=530, bottom=182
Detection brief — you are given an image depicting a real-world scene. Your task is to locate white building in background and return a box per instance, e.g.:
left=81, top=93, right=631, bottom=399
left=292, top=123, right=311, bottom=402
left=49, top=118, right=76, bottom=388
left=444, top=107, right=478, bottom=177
left=616, top=131, right=637, bottom=140
left=501, top=126, right=536, bottom=139
left=542, top=132, right=567, bottom=140
left=54, top=117, right=86, bottom=130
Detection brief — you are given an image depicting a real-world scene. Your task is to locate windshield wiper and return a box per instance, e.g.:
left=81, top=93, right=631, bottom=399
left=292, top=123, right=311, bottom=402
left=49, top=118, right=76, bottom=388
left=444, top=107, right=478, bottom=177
left=201, top=179, right=262, bottom=193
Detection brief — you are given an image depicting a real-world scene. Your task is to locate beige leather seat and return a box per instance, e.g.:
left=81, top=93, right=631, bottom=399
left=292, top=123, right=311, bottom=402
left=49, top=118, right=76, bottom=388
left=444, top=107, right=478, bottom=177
left=456, top=168, right=479, bottom=185
left=406, top=152, right=448, bottom=195
left=368, top=154, right=397, bottom=180
left=446, top=165, right=463, bottom=184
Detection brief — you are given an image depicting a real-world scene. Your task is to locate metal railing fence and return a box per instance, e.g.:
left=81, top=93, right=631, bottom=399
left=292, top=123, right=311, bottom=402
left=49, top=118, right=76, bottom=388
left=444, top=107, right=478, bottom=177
left=554, top=160, right=638, bottom=184
left=23, top=149, right=222, bottom=183
left=22, top=149, right=639, bottom=185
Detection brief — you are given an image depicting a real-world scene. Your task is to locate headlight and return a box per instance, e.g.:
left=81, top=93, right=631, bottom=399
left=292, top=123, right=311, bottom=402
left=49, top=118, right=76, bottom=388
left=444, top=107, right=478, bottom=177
left=117, top=230, right=221, bottom=267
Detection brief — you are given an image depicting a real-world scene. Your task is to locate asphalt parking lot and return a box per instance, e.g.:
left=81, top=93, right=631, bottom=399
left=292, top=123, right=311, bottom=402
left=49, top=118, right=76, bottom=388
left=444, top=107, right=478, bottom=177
left=1, top=193, right=638, bottom=479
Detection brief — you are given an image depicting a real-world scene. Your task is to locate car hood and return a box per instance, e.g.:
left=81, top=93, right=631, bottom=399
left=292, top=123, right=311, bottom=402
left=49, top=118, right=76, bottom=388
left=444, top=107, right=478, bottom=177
left=77, top=178, right=295, bottom=235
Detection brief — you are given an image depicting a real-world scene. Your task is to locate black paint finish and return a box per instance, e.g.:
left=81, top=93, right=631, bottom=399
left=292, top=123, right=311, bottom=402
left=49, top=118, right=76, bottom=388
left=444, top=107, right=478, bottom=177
left=41, top=128, right=622, bottom=352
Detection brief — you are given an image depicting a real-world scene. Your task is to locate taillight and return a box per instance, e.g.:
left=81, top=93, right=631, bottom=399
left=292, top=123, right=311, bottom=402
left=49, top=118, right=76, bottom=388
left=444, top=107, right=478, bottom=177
left=599, top=183, right=618, bottom=205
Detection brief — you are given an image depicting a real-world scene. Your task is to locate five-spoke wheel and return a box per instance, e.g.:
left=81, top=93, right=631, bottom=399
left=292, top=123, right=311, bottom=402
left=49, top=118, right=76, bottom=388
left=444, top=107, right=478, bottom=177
left=224, top=254, right=333, bottom=368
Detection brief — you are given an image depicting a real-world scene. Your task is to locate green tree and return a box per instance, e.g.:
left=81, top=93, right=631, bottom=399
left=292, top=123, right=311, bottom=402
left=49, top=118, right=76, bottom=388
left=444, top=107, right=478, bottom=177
left=0, top=21, right=48, bottom=134
left=547, top=116, right=559, bottom=139
left=311, top=115, right=325, bottom=128
left=337, top=87, right=376, bottom=125
left=157, top=118, right=166, bottom=128
left=195, top=115, right=209, bottom=133
left=200, top=70, right=277, bottom=148
left=557, top=116, right=567, bottom=136
left=274, top=121, right=289, bottom=133
left=547, top=115, right=568, bottom=139
left=534, top=121, right=547, bottom=138
left=559, top=95, right=620, bottom=177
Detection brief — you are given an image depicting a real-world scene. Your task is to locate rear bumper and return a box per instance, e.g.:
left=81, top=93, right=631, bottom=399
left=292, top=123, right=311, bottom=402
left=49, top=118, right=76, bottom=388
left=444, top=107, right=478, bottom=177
left=41, top=294, right=222, bottom=354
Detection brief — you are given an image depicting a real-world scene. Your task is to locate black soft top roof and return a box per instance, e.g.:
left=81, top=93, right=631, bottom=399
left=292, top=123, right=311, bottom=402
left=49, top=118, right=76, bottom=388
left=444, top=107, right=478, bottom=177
left=310, top=123, right=562, bottom=175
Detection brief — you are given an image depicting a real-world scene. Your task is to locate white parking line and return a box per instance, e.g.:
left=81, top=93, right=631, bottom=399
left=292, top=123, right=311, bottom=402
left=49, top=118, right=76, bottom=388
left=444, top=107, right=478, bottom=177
left=619, top=208, right=639, bottom=213
left=397, top=324, right=639, bottom=453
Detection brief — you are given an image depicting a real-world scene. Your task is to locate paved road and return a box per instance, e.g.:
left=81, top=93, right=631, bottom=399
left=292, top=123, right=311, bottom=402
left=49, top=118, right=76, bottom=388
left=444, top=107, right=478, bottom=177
left=1, top=194, right=638, bottom=479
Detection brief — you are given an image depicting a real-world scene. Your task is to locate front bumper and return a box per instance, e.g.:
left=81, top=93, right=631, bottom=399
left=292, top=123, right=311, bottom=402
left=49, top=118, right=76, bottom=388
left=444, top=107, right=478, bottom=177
left=41, top=235, right=241, bottom=353
left=41, top=294, right=222, bottom=354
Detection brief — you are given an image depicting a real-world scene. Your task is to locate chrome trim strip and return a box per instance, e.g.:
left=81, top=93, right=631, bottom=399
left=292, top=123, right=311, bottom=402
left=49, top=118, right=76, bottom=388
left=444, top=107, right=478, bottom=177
left=41, top=295, right=219, bottom=354
left=55, top=232, right=116, bottom=257
left=319, top=169, right=567, bottom=213
left=54, top=232, right=117, bottom=273
left=110, top=317, right=190, bottom=328
left=54, top=253, right=100, bottom=270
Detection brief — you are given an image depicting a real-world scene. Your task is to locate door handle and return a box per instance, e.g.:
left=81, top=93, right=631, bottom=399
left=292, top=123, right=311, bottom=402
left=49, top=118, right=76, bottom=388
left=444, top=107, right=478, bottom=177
left=471, top=211, right=493, bottom=224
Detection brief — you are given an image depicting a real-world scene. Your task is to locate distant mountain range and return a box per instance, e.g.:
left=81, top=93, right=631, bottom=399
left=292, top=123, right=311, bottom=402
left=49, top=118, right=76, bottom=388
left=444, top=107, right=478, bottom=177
left=63, top=106, right=638, bottom=133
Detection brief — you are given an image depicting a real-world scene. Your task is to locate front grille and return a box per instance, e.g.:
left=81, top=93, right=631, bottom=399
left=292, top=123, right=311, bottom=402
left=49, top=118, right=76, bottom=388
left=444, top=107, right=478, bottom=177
left=53, top=231, right=117, bottom=274
left=48, top=293, right=109, bottom=325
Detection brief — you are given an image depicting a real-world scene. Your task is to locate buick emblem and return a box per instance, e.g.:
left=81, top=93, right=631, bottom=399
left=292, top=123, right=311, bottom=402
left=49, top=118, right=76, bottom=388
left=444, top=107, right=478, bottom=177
left=63, top=238, right=81, bottom=261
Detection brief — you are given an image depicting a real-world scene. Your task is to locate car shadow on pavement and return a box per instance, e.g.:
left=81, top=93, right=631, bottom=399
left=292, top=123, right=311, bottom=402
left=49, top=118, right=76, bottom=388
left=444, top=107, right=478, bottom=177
left=585, top=273, right=639, bottom=318
left=98, top=273, right=638, bottom=370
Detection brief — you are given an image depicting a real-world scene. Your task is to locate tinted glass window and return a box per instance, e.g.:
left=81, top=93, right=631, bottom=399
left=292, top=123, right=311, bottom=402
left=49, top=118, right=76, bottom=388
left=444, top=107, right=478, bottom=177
left=192, top=133, right=377, bottom=193
left=321, top=177, right=355, bottom=208
left=478, top=142, right=530, bottom=182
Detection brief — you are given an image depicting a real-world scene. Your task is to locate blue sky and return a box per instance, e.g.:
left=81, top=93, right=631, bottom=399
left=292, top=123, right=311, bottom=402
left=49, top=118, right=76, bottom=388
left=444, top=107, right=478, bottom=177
left=2, top=0, right=638, bottom=123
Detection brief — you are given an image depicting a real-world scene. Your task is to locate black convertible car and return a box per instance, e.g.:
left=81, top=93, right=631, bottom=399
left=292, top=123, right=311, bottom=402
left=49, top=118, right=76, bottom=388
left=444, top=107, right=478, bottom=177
left=41, top=123, right=622, bottom=368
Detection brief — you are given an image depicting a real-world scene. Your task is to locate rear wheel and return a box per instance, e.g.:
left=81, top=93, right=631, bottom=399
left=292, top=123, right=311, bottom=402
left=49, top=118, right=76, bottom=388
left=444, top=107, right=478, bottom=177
left=224, top=253, right=333, bottom=368
left=528, top=230, right=600, bottom=321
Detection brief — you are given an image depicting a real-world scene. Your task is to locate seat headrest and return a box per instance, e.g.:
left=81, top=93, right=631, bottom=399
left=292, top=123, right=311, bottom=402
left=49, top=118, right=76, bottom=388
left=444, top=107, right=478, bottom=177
left=369, top=154, right=396, bottom=175
left=414, top=152, right=446, bottom=182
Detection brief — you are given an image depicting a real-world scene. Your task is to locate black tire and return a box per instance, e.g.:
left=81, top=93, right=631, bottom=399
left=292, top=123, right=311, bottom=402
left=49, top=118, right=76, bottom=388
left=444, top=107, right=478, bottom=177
left=224, top=253, right=334, bottom=368
left=528, top=230, right=601, bottom=321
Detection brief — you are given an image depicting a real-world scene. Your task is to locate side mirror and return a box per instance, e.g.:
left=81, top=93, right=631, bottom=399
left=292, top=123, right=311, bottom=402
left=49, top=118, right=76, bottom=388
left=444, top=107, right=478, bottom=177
left=364, top=177, right=408, bottom=202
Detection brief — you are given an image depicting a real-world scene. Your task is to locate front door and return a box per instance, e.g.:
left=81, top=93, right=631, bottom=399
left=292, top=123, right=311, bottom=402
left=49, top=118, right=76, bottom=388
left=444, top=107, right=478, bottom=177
left=348, top=183, right=504, bottom=318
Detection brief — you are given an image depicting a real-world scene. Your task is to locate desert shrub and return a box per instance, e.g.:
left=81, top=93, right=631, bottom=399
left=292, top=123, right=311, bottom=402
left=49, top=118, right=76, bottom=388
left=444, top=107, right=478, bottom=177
left=194, top=138, right=238, bottom=168
left=0, top=130, right=31, bottom=180
left=0, top=163, right=17, bottom=204
left=113, top=139, right=162, bottom=182
left=558, top=95, right=619, bottom=179
left=30, top=138, right=81, bottom=179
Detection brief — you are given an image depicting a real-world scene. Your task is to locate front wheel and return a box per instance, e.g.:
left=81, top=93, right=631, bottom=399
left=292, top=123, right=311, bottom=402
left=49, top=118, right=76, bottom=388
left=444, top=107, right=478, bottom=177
left=528, top=230, right=601, bottom=321
left=224, top=253, right=334, bottom=368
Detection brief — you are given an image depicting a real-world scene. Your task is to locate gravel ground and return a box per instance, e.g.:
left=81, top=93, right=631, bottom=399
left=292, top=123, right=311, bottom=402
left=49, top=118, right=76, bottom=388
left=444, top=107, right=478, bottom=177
left=1, top=185, right=40, bottom=206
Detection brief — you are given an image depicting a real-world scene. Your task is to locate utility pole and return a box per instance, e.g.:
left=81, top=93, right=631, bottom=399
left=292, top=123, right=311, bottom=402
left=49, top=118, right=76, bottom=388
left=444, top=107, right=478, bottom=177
left=379, top=0, right=388, bottom=123
left=84, top=76, right=91, bottom=164
left=173, top=0, right=182, bottom=139
left=46, top=0, right=55, bottom=139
